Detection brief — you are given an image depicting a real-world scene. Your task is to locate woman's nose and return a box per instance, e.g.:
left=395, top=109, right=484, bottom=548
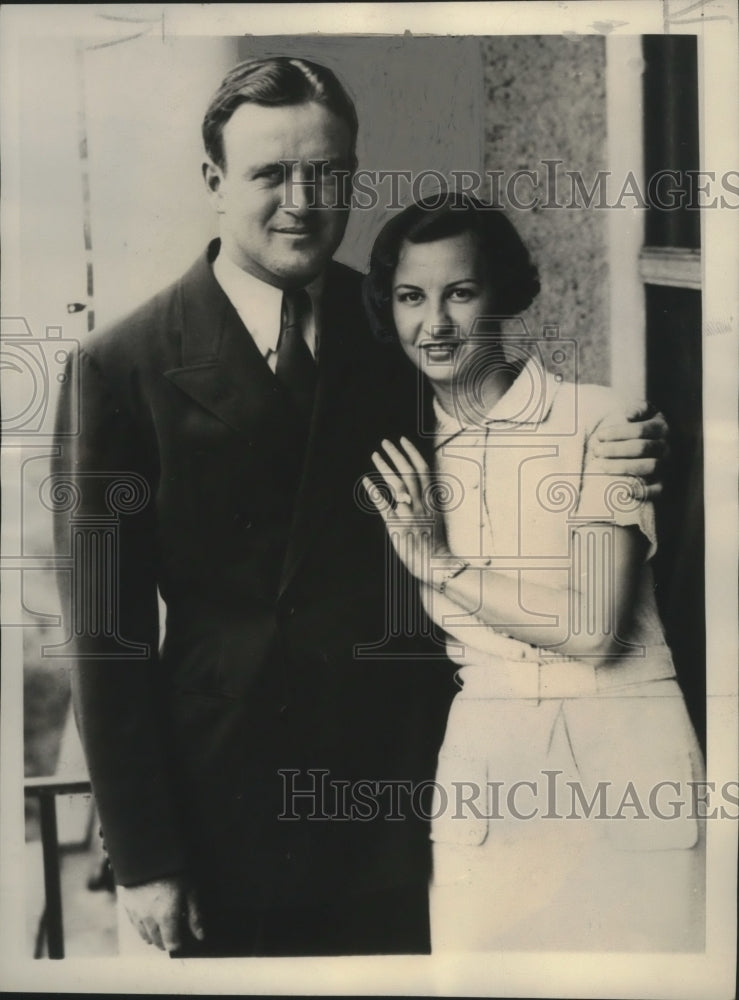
left=425, top=300, right=454, bottom=337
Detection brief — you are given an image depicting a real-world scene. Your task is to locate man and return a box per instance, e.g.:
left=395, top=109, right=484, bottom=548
left=53, top=57, right=668, bottom=957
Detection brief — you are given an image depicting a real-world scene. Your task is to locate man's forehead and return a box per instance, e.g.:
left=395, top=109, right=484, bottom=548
left=222, top=100, right=353, bottom=162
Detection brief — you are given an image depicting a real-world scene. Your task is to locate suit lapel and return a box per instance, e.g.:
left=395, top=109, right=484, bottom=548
left=162, top=247, right=376, bottom=597
left=164, top=242, right=296, bottom=447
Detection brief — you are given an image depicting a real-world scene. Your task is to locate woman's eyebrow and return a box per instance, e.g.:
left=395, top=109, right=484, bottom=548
left=393, top=277, right=480, bottom=289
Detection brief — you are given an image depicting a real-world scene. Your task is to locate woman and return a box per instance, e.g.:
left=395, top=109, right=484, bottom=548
left=362, top=194, right=704, bottom=952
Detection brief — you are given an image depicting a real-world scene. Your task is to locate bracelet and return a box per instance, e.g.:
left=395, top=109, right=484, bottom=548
left=436, top=558, right=470, bottom=594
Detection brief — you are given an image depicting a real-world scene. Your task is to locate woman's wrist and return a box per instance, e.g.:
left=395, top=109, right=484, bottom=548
left=434, top=555, right=470, bottom=593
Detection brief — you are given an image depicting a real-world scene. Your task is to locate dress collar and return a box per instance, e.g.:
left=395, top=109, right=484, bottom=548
left=433, top=355, right=559, bottom=444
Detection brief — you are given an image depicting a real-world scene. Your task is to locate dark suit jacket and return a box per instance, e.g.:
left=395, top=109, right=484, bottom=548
left=53, top=242, right=456, bottom=910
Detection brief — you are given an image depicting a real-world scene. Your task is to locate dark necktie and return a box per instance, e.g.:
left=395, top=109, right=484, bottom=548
left=276, top=288, right=316, bottom=423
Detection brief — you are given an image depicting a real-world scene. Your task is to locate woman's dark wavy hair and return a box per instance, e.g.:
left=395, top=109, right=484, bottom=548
left=363, top=192, right=540, bottom=343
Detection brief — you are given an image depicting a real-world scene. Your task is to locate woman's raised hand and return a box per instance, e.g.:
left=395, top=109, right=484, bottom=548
left=362, top=436, right=450, bottom=583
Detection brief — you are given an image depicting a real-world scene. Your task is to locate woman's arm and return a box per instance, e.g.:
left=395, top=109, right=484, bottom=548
left=364, top=437, right=648, bottom=664
left=437, top=522, right=647, bottom=661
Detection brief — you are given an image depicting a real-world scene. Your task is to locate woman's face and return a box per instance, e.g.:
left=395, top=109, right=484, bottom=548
left=391, top=231, right=499, bottom=387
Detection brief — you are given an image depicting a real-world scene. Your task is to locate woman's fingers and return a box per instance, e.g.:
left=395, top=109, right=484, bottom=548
left=372, top=449, right=415, bottom=505
left=399, top=436, right=429, bottom=477
left=362, top=476, right=391, bottom=520
left=379, top=440, right=419, bottom=500
left=368, top=439, right=435, bottom=519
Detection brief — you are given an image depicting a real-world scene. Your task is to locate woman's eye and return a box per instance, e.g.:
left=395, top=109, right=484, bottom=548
left=397, top=291, right=423, bottom=304
left=449, top=287, right=475, bottom=302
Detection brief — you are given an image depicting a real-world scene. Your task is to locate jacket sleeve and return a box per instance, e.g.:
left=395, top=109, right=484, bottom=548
left=52, top=343, right=189, bottom=886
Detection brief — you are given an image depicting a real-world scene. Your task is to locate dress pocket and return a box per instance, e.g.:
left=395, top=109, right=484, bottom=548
left=562, top=685, right=703, bottom=851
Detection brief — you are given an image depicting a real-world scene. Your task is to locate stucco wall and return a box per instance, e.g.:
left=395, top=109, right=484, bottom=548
left=482, top=35, right=609, bottom=384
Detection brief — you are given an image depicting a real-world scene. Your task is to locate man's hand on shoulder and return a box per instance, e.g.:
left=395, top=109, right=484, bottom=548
left=118, top=874, right=205, bottom=952
left=591, top=401, right=670, bottom=500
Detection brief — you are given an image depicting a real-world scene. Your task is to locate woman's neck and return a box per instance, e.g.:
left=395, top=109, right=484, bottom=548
left=433, top=360, right=518, bottom=420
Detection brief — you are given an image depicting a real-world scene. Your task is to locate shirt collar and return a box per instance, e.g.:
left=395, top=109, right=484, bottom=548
left=212, top=247, right=323, bottom=358
left=433, top=356, right=559, bottom=443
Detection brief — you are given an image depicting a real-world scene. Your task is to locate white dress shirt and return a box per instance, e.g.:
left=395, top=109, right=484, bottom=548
left=213, top=248, right=322, bottom=371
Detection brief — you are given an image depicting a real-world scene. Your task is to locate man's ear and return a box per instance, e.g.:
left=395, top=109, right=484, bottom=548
left=202, top=158, right=225, bottom=211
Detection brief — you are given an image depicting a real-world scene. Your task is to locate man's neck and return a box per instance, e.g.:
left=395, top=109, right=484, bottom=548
left=212, top=243, right=324, bottom=364
left=217, top=236, right=324, bottom=291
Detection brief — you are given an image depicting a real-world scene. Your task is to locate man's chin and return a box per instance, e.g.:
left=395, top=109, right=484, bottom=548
left=269, top=251, right=333, bottom=286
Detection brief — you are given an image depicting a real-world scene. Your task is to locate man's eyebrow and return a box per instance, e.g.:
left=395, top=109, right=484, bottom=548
left=245, top=157, right=351, bottom=176
left=321, top=156, right=353, bottom=168
left=247, top=160, right=287, bottom=175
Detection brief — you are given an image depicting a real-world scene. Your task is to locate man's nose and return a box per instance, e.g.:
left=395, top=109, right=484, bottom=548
left=282, top=164, right=317, bottom=214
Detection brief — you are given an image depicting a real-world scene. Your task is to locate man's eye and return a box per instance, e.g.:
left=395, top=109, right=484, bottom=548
left=316, top=162, right=348, bottom=179
left=253, top=166, right=285, bottom=182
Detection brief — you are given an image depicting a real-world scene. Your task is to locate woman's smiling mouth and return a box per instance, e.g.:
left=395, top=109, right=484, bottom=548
left=419, top=340, right=461, bottom=363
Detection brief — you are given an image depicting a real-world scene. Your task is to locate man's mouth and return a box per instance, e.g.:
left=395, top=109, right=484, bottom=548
left=273, top=226, right=314, bottom=237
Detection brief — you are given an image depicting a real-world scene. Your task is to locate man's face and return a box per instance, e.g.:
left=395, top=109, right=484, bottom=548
left=204, top=101, right=354, bottom=288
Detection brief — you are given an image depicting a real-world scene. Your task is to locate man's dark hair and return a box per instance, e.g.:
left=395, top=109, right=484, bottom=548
left=202, top=56, right=359, bottom=170
left=363, top=193, right=541, bottom=343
